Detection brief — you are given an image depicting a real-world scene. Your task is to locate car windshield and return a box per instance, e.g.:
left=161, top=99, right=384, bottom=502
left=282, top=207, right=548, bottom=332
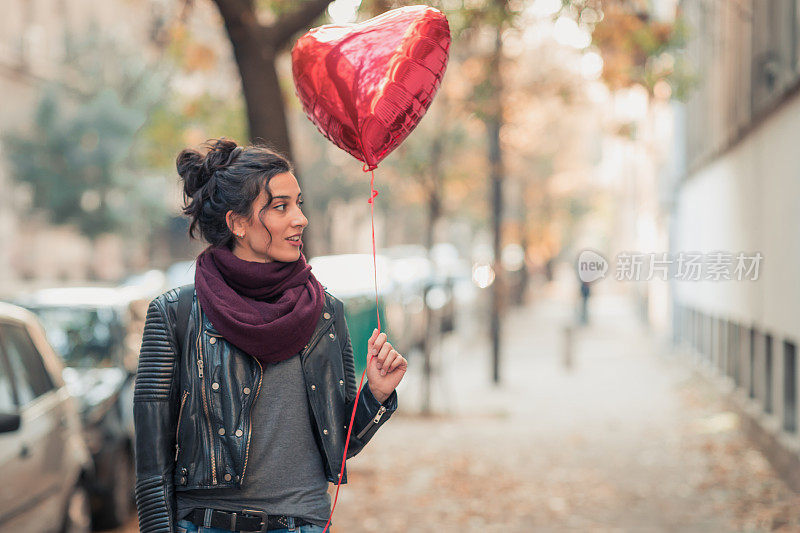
left=31, top=306, right=123, bottom=368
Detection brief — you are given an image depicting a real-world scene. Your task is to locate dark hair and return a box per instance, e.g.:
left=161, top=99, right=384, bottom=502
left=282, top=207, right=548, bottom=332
left=177, top=138, right=293, bottom=250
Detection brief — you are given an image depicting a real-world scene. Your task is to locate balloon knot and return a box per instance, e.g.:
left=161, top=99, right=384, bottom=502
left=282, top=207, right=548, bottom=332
left=367, top=188, right=379, bottom=204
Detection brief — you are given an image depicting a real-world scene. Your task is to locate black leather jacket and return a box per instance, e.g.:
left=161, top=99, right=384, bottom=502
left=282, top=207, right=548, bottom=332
left=133, top=286, right=397, bottom=533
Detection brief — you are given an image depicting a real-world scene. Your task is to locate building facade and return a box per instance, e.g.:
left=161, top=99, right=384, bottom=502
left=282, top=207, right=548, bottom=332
left=672, top=0, right=800, bottom=484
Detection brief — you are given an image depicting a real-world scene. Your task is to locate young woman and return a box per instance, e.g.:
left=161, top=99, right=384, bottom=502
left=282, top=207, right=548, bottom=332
left=133, top=139, right=407, bottom=533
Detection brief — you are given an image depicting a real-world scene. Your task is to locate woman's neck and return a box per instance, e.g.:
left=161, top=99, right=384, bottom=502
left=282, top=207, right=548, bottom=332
left=232, top=245, right=273, bottom=263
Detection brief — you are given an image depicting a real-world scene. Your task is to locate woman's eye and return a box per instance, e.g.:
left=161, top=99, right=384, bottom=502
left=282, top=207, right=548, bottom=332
left=275, top=200, right=303, bottom=211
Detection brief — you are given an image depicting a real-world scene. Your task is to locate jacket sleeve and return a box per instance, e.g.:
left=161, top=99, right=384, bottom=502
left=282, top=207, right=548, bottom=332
left=133, top=297, right=179, bottom=533
left=334, top=299, right=398, bottom=460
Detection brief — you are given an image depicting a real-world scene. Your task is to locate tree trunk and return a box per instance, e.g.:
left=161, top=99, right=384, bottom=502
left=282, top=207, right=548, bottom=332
left=212, top=1, right=292, bottom=159
left=211, top=0, right=333, bottom=159
left=238, top=44, right=293, bottom=161
left=487, top=3, right=506, bottom=385
left=420, top=132, right=444, bottom=415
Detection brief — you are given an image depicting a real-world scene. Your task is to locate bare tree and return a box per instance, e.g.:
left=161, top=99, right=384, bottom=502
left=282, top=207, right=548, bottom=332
left=210, top=0, right=334, bottom=162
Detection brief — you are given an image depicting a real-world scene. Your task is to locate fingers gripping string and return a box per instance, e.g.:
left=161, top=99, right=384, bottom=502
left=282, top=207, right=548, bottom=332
left=322, top=167, right=383, bottom=533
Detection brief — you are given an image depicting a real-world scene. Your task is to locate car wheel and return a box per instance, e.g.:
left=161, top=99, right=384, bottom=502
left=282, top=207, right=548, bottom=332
left=95, top=447, right=134, bottom=528
left=63, top=483, right=91, bottom=533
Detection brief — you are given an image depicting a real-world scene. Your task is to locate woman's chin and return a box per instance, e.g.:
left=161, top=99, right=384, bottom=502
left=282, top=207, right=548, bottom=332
left=273, top=248, right=302, bottom=262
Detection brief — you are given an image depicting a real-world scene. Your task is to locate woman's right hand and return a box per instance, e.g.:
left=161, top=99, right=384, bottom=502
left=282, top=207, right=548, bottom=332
left=365, top=329, right=407, bottom=403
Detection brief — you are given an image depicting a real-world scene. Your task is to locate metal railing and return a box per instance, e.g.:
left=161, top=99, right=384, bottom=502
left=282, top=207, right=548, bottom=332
left=673, top=303, right=798, bottom=436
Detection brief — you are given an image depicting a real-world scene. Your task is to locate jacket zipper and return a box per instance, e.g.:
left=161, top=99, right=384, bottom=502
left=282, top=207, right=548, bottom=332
left=174, top=390, right=189, bottom=461
left=356, top=405, right=387, bottom=440
left=239, top=358, right=263, bottom=486
left=196, top=324, right=217, bottom=485
left=302, top=315, right=335, bottom=359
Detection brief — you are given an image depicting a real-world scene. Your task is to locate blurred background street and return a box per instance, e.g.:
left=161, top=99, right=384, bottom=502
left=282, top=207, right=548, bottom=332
left=3, top=0, right=800, bottom=531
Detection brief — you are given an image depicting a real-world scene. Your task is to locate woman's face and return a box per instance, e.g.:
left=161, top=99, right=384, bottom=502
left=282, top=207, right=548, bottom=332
left=228, top=172, right=308, bottom=263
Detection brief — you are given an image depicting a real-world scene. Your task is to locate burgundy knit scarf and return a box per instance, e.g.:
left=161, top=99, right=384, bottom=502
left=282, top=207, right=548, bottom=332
left=194, top=245, right=325, bottom=365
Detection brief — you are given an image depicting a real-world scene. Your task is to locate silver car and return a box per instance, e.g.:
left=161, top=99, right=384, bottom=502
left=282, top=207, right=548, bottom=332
left=0, top=302, right=93, bottom=533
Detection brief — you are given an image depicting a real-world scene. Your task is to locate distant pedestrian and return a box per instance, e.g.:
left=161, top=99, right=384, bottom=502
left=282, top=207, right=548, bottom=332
left=579, top=280, right=591, bottom=325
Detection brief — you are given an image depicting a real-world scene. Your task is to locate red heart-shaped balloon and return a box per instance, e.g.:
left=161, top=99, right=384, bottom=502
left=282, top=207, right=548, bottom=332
left=292, top=6, right=451, bottom=170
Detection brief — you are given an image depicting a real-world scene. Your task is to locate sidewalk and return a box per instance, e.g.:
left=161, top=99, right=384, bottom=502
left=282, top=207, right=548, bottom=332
left=332, top=282, right=800, bottom=532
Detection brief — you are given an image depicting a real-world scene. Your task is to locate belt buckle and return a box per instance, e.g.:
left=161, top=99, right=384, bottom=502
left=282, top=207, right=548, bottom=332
left=241, top=509, right=269, bottom=533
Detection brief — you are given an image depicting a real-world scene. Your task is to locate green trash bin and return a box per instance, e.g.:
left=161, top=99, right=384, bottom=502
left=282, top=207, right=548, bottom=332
left=340, top=293, right=389, bottom=378
left=309, top=253, right=394, bottom=381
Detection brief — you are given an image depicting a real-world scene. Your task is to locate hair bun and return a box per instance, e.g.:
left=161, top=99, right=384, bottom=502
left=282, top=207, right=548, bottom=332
left=176, top=148, right=206, bottom=198
left=202, top=138, right=242, bottom=180
left=177, top=138, right=243, bottom=198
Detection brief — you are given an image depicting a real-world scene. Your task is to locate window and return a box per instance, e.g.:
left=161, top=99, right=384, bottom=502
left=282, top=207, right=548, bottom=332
left=0, top=323, right=54, bottom=406
left=784, top=341, right=796, bottom=433
left=31, top=306, right=123, bottom=368
left=765, top=333, right=773, bottom=414
left=0, top=348, right=15, bottom=412
left=729, top=323, right=740, bottom=383
left=709, top=316, right=717, bottom=364
left=749, top=328, right=757, bottom=399
left=696, top=311, right=703, bottom=356
left=716, top=318, right=727, bottom=372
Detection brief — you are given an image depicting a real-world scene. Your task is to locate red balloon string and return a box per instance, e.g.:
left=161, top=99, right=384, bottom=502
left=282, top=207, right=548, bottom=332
left=322, top=167, right=381, bottom=533
left=367, top=169, right=381, bottom=333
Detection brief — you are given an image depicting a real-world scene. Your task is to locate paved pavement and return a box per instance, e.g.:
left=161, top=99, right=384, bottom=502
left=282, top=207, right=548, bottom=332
left=330, top=281, right=800, bottom=532
left=115, top=280, right=800, bottom=532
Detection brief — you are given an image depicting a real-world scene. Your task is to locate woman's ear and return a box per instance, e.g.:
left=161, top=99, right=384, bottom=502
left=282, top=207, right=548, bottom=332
left=226, top=210, right=241, bottom=237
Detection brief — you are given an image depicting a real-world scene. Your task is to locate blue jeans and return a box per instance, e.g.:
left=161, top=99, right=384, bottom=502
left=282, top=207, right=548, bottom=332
left=177, top=518, right=327, bottom=533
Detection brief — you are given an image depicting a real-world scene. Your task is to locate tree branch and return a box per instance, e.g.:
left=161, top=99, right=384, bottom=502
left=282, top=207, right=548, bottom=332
left=269, top=0, right=334, bottom=49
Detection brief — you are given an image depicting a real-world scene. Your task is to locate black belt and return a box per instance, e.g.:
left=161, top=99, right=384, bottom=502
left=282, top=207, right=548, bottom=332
left=184, top=508, right=313, bottom=532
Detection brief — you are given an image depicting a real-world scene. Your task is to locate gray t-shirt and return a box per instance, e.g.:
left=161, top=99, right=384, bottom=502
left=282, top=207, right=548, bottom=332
left=176, top=353, right=332, bottom=527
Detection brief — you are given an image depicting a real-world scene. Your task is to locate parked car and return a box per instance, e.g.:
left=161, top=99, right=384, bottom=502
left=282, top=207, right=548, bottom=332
left=382, top=244, right=460, bottom=349
left=14, top=287, right=144, bottom=529
left=119, top=269, right=168, bottom=302
left=0, top=301, right=93, bottom=533
left=429, top=243, right=471, bottom=333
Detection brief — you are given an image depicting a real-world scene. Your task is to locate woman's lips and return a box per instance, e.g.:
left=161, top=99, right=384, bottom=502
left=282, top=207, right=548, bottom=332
left=286, top=237, right=302, bottom=247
